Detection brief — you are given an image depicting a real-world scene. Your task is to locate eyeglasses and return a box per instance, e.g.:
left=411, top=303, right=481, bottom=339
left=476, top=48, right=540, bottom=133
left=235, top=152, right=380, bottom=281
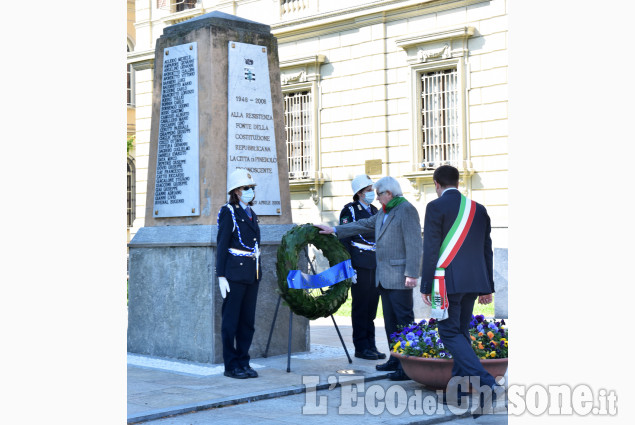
left=242, top=186, right=255, bottom=191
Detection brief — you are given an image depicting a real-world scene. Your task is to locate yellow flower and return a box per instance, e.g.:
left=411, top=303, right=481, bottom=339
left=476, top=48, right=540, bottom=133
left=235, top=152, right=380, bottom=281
left=423, top=353, right=429, bottom=358
left=490, top=351, right=496, bottom=358
left=393, top=341, right=401, bottom=352
left=406, top=341, right=411, bottom=347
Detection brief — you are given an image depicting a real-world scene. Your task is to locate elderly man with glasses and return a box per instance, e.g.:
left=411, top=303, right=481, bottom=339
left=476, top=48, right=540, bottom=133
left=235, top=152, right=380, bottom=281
left=315, top=176, right=422, bottom=381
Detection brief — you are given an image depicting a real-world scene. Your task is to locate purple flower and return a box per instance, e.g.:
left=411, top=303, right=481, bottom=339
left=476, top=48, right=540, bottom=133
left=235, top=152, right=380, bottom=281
left=488, top=322, right=498, bottom=331
left=429, top=318, right=437, bottom=326
left=424, top=337, right=433, bottom=346
left=406, top=332, right=416, bottom=341
left=475, top=315, right=485, bottom=323
left=477, top=324, right=484, bottom=332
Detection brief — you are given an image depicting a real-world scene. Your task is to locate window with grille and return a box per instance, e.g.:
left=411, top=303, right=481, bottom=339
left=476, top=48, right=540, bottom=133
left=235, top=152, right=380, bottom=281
left=175, top=0, right=196, bottom=12
left=127, top=158, right=136, bottom=227
left=420, top=68, right=459, bottom=169
left=127, top=44, right=134, bottom=106
left=284, top=91, right=313, bottom=179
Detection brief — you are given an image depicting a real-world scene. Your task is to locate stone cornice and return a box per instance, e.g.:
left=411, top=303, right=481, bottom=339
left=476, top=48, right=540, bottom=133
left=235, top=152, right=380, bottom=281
left=395, top=25, right=475, bottom=50
left=279, top=54, right=326, bottom=70
left=271, top=0, right=486, bottom=43
left=128, top=49, right=155, bottom=71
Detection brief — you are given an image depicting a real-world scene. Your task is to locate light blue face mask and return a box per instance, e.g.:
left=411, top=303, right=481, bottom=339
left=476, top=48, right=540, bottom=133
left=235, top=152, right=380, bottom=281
left=364, top=191, right=375, bottom=204
left=241, top=188, right=255, bottom=204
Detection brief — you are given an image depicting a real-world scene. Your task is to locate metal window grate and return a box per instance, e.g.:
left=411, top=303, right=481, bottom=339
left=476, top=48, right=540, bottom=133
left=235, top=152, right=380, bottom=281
left=157, top=0, right=196, bottom=11
left=127, top=45, right=133, bottom=106
left=420, top=69, right=459, bottom=169
left=284, top=91, right=313, bottom=179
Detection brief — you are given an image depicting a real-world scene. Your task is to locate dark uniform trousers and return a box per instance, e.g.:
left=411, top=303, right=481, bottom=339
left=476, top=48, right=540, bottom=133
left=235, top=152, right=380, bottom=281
left=221, top=279, right=259, bottom=371
left=350, top=268, right=379, bottom=352
left=216, top=204, right=261, bottom=372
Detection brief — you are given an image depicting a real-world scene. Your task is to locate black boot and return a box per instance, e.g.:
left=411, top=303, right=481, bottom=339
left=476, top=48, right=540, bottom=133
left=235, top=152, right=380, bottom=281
left=375, top=358, right=398, bottom=371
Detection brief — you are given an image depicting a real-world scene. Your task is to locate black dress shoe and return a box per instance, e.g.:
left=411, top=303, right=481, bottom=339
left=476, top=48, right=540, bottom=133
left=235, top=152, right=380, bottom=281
left=375, top=359, right=399, bottom=371
left=242, top=366, right=258, bottom=378
left=224, top=368, right=248, bottom=379
left=355, top=349, right=379, bottom=360
left=388, top=368, right=410, bottom=381
left=371, top=347, right=386, bottom=359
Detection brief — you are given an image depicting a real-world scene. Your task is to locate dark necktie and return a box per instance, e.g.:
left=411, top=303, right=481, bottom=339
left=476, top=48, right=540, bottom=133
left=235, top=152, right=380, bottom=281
left=245, top=206, right=252, bottom=219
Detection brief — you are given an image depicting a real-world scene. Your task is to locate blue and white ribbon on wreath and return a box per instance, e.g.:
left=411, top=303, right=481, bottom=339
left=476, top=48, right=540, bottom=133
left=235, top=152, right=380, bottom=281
left=287, top=259, right=356, bottom=289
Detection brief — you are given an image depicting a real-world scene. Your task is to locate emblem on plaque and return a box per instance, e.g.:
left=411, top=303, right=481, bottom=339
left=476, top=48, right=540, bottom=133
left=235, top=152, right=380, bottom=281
left=244, top=68, right=256, bottom=81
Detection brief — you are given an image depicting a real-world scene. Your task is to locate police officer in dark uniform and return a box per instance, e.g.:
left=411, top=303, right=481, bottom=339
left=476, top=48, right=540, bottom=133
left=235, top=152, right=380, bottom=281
left=216, top=168, right=261, bottom=379
left=339, top=174, right=386, bottom=361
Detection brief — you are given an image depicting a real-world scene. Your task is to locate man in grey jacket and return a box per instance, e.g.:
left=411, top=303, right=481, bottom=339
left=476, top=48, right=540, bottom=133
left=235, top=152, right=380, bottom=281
left=315, top=176, right=422, bottom=380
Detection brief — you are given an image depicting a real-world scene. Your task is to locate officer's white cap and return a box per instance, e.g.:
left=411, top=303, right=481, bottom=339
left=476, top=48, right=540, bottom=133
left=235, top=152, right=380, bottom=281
left=227, top=168, right=257, bottom=194
left=351, top=174, right=374, bottom=195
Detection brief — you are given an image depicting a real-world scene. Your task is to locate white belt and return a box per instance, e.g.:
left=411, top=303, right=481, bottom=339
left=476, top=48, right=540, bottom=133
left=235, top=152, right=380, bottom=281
left=351, top=241, right=375, bottom=251
left=228, top=243, right=261, bottom=278
left=228, top=248, right=255, bottom=257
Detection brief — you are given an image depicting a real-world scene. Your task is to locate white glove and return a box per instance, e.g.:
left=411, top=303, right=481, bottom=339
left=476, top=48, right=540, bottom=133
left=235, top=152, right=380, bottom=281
left=351, top=272, right=357, bottom=284
left=218, top=277, right=230, bottom=298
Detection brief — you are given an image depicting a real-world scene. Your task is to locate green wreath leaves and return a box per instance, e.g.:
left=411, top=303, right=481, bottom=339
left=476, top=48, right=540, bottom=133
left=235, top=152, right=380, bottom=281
left=276, top=224, right=352, bottom=320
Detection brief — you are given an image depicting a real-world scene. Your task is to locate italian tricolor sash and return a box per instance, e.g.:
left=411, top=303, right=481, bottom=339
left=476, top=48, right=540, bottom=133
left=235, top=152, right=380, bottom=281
left=431, top=194, right=476, bottom=321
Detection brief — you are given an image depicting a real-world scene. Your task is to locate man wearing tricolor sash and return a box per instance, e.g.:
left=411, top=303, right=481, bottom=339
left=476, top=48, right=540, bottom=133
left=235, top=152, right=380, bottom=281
left=420, top=165, right=498, bottom=411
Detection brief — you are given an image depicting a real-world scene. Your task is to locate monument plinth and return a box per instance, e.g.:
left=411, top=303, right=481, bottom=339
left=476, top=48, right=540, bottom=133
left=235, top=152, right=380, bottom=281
left=128, top=11, right=309, bottom=364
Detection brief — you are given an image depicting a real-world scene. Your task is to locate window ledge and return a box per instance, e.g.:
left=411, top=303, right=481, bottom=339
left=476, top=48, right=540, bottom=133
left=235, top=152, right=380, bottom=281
left=404, top=162, right=474, bottom=200
left=288, top=176, right=325, bottom=191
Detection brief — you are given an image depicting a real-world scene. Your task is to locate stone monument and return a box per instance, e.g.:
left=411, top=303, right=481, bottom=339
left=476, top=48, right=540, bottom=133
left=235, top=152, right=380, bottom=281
left=128, top=11, right=309, bottom=364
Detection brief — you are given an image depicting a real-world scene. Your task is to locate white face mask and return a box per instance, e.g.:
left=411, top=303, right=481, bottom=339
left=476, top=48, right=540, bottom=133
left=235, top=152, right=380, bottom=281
left=364, top=191, right=375, bottom=204
left=240, top=188, right=255, bottom=204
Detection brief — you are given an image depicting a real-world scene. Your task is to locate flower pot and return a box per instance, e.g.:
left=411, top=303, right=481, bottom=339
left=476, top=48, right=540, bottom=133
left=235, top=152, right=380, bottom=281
left=391, top=352, right=508, bottom=390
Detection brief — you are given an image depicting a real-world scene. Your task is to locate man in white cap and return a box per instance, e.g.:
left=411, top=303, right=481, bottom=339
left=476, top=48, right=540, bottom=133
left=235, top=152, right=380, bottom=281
left=216, top=168, right=261, bottom=379
left=339, top=175, right=384, bottom=361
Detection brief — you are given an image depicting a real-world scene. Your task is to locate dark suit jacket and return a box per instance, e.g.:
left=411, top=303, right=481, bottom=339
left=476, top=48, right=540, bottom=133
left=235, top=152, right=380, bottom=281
left=339, top=201, right=378, bottom=270
left=216, top=203, right=261, bottom=284
left=420, top=189, right=494, bottom=295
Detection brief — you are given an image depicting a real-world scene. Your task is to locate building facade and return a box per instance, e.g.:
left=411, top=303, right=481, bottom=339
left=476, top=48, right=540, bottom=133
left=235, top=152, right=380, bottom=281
left=128, top=0, right=508, bottom=250
left=127, top=0, right=137, bottom=244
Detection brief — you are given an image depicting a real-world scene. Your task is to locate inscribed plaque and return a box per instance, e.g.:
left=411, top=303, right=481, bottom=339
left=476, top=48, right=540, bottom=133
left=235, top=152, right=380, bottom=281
left=227, top=41, right=281, bottom=215
left=153, top=42, right=200, bottom=218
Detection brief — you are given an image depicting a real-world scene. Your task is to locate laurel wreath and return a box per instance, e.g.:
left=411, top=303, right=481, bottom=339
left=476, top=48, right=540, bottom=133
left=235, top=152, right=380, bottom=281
left=276, top=224, right=352, bottom=320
